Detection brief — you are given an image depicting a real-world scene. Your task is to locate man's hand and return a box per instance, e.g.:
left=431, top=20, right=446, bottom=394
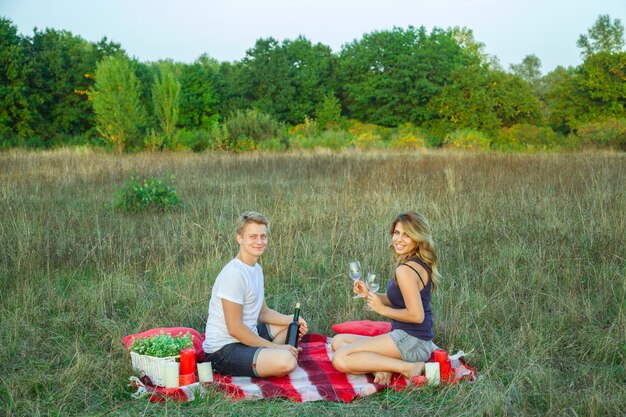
left=297, top=317, right=308, bottom=338
left=275, top=343, right=301, bottom=358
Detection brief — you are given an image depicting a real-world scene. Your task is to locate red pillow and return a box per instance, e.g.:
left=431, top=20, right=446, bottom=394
left=123, top=327, right=205, bottom=362
left=331, top=320, right=391, bottom=337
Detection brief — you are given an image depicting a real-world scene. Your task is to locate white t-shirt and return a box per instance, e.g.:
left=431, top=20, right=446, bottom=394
left=202, top=258, right=265, bottom=354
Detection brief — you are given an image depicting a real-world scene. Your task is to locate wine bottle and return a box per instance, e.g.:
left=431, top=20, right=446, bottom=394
left=285, top=302, right=301, bottom=347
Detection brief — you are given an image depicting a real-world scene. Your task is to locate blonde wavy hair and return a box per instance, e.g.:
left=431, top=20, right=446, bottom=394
left=389, top=211, right=440, bottom=291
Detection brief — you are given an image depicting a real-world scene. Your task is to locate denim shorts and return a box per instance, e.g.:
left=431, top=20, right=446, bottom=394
left=204, top=323, right=273, bottom=377
left=388, top=329, right=434, bottom=362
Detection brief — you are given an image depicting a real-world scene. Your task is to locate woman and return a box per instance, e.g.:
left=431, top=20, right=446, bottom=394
left=331, top=211, right=440, bottom=385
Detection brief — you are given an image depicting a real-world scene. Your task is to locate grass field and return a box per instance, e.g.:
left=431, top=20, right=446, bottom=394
left=0, top=148, right=624, bottom=416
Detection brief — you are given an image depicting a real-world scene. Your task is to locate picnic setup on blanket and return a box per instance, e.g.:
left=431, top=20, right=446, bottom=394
left=124, top=322, right=477, bottom=403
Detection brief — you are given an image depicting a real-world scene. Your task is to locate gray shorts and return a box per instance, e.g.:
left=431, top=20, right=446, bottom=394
left=389, top=329, right=434, bottom=362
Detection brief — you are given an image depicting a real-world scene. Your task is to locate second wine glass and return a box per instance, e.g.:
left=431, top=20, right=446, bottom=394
left=364, top=272, right=380, bottom=310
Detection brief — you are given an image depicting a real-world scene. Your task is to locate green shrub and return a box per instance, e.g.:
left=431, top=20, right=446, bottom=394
left=355, top=131, right=385, bottom=149
left=445, top=129, right=492, bottom=150
left=315, top=94, right=342, bottom=130
left=257, top=136, right=288, bottom=151
left=494, top=124, right=564, bottom=151
left=346, top=119, right=393, bottom=141
left=289, top=116, right=319, bottom=139
left=224, top=109, right=284, bottom=145
left=114, top=173, right=180, bottom=211
left=4, top=135, right=48, bottom=149
left=205, top=124, right=233, bottom=151
left=143, top=130, right=166, bottom=151
left=61, top=135, right=105, bottom=148
left=130, top=331, right=194, bottom=357
left=424, top=134, right=445, bottom=148
left=229, top=135, right=257, bottom=152
left=387, top=133, right=426, bottom=149
left=290, top=130, right=352, bottom=150
left=574, top=118, right=626, bottom=150
left=0, top=134, right=22, bottom=148
left=170, top=129, right=212, bottom=152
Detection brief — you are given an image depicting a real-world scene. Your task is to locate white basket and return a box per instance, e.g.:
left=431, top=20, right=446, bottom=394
left=130, top=351, right=179, bottom=387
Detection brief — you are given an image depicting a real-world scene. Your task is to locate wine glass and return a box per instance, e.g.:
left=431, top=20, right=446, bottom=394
left=364, top=272, right=380, bottom=310
left=348, top=261, right=363, bottom=298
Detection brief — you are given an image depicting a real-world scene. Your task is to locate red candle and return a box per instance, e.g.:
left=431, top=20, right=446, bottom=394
left=433, top=349, right=452, bottom=382
left=179, top=373, right=196, bottom=386
left=179, top=348, right=196, bottom=375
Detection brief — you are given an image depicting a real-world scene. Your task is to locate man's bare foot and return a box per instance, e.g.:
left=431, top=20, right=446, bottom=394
left=373, top=371, right=392, bottom=385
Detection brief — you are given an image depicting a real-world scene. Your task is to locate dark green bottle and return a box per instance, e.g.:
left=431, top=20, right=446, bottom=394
left=285, top=303, right=301, bottom=347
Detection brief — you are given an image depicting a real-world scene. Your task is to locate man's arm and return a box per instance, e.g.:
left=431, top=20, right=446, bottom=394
left=222, top=299, right=278, bottom=348
left=257, top=301, right=292, bottom=326
left=258, top=301, right=309, bottom=339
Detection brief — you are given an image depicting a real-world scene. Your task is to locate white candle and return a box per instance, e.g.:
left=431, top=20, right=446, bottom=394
left=164, top=362, right=180, bottom=388
left=425, top=362, right=440, bottom=386
left=197, top=362, right=213, bottom=383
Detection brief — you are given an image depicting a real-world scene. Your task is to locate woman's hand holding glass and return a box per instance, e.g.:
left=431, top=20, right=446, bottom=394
left=364, top=272, right=380, bottom=310
left=353, top=280, right=369, bottom=298
left=366, top=291, right=384, bottom=313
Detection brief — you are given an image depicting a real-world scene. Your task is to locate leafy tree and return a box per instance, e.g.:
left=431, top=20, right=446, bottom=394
left=233, top=36, right=335, bottom=124
left=214, top=60, right=248, bottom=119
left=510, top=54, right=542, bottom=94
left=577, top=15, right=625, bottom=57
left=337, top=26, right=476, bottom=126
left=450, top=26, right=490, bottom=65
left=316, top=93, right=342, bottom=129
left=151, top=60, right=180, bottom=141
left=90, top=55, right=147, bottom=152
left=281, top=36, right=336, bottom=123
left=545, top=15, right=625, bottom=133
left=548, top=51, right=626, bottom=132
left=224, top=108, right=284, bottom=145
left=238, top=37, right=294, bottom=122
left=133, top=59, right=157, bottom=130
left=428, top=64, right=541, bottom=135
left=178, top=54, right=220, bottom=129
left=543, top=66, right=580, bottom=133
left=490, top=70, right=543, bottom=127
left=427, top=64, right=498, bottom=133
left=576, top=51, right=626, bottom=120
left=26, top=28, right=122, bottom=141
left=0, top=17, right=33, bottom=139
left=544, top=52, right=626, bottom=134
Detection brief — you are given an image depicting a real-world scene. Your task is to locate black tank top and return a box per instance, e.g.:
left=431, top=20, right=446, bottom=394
left=386, top=257, right=434, bottom=341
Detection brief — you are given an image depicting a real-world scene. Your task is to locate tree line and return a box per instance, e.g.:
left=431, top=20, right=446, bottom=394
left=0, top=14, right=624, bottom=151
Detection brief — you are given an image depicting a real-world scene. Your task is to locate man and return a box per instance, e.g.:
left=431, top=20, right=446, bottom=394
left=203, top=211, right=308, bottom=377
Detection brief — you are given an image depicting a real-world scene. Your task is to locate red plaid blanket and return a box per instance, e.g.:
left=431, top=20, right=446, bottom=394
left=128, top=333, right=476, bottom=403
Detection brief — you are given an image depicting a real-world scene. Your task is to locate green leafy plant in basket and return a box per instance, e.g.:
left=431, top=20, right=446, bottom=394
left=130, top=331, right=193, bottom=357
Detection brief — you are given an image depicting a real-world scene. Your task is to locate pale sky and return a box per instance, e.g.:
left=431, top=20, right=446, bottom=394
left=2, top=0, right=625, bottom=73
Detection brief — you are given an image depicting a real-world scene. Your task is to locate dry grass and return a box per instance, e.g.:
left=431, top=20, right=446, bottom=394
left=0, top=148, right=624, bottom=416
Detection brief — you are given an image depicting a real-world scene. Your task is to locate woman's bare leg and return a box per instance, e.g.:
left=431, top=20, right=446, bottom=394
left=332, top=334, right=424, bottom=381
left=330, top=333, right=367, bottom=351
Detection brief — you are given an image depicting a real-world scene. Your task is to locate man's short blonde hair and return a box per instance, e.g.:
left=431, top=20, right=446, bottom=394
left=235, top=211, right=270, bottom=236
